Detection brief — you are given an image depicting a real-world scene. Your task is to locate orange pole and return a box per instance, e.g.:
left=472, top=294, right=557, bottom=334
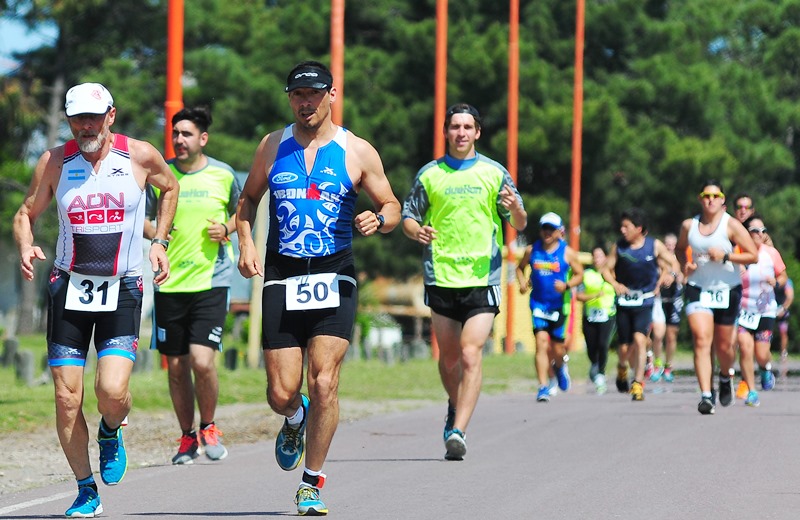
left=164, top=0, right=184, bottom=159
left=330, top=0, right=345, bottom=125
left=433, top=0, right=448, bottom=158
left=504, top=0, right=519, bottom=355
left=569, top=0, right=585, bottom=250
left=429, top=0, right=448, bottom=360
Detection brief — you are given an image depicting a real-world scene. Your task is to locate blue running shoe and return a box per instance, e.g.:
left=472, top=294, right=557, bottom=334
left=97, top=426, right=127, bottom=486
left=444, top=428, right=467, bottom=461
left=276, top=394, right=309, bottom=471
left=296, top=479, right=328, bottom=516
left=443, top=401, right=456, bottom=441
left=663, top=366, right=674, bottom=383
left=556, top=363, right=571, bottom=391
left=745, top=390, right=760, bottom=407
left=66, top=486, right=103, bottom=518
left=536, top=385, right=550, bottom=402
left=761, top=369, right=775, bottom=391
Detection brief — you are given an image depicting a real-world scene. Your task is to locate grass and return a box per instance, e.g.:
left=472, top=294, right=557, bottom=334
left=1, top=332, right=708, bottom=436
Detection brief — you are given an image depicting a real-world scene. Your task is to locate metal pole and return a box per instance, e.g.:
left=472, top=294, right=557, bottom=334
left=165, top=0, right=184, bottom=159
left=569, top=0, right=585, bottom=250
left=505, top=0, right=520, bottom=355
left=330, top=0, right=345, bottom=125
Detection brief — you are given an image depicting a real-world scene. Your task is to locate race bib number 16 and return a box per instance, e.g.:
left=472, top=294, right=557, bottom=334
left=285, top=273, right=340, bottom=311
left=65, top=274, right=121, bottom=312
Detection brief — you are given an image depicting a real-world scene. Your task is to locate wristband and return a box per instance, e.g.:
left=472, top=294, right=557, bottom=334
left=223, top=224, right=229, bottom=237
left=151, top=238, right=170, bottom=251
left=722, top=253, right=730, bottom=263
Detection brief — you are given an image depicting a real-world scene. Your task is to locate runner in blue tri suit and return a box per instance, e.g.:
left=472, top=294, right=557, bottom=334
left=516, top=212, right=583, bottom=402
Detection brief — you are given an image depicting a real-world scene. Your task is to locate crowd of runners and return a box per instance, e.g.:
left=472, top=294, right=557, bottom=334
left=519, top=187, right=794, bottom=415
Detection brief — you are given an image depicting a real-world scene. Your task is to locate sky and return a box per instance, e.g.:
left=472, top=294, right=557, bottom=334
left=0, top=17, right=57, bottom=74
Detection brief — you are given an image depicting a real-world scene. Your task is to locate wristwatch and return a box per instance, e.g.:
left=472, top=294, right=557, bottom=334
left=151, top=238, right=170, bottom=251
left=374, top=212, right=385, bottom=230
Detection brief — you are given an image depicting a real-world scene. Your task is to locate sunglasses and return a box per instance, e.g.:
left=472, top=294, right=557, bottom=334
left=736, top=204, right=753, bottom=210
left=699, top=192, right=725, bottom=199
left=748, top=227, right=768, bottom=234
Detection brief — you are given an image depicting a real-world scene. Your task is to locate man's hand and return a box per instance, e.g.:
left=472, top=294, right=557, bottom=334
left=149, top=245, right=170, bottom=285
left=19, top=246, right=47, bottom=281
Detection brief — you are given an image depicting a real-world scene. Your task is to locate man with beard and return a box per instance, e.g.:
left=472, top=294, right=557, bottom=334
left=13, top=82, right=178, bottom=517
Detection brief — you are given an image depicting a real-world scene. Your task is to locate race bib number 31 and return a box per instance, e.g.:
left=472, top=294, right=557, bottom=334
left=65, top=274, right=121, bottom=312
left=285, top=273, right=340, bottom=311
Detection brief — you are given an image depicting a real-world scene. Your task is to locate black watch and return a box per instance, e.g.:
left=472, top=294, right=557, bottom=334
left=374, top=212, right=385, bottom=230
left=151, top=238, right=170, bottom=251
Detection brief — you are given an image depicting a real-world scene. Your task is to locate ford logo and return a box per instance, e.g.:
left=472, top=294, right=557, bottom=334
left=272, top=172, right=299, bottom=184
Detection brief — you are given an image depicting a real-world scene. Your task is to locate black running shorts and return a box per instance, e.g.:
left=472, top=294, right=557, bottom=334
left=152, top=287, right=229, bottom=355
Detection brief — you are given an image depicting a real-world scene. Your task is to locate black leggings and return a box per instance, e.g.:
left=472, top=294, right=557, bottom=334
left=583, top=317, right=616, bottom=375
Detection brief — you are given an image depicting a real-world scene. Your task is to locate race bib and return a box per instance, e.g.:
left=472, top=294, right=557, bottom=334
left=65, top=274, right=121, bottom=312
left=738, top=309, right=761, bottom=330
left=699, top=289, right=730, bottom=309
left=618, top=291, right=646, bottom=307
left=587, top=308, right=609, bottom=322
left=285, top=273, right=340, bottom=311
left=532, top=307, right=560, bottom=321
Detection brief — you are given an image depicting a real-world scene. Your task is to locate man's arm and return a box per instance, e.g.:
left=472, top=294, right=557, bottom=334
left=13, top=148, right=61, bottom=281
left=132, top=139, right=179, bottom=285
left=351, top=136, right=401, bottom=236
left=236, top=132, right=278, bottom=279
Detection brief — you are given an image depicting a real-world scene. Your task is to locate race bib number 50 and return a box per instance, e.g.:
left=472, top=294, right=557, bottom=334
left=65, top=274, right=121, bottom=312
left=285, top=273, right=340, bottom=311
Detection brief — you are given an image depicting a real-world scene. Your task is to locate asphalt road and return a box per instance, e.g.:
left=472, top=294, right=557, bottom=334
left=3, top=368, right=800, bottom=519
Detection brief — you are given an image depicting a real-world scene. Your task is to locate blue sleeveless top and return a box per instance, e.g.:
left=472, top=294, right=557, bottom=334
left=267, top=125, right=357, bottom=258
left=528, top=239, right=569, bottom=311
left=615, top=236, right=659, bottom=301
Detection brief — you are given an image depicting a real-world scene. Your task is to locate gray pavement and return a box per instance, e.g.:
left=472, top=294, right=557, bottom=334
left=3, top=367, right=800, bottom=519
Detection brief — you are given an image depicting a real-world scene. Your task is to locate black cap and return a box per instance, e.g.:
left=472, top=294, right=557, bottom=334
left=285, top=66, right=333, bottom=92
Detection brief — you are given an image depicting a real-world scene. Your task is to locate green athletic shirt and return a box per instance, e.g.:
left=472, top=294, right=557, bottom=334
left=147, top=157, right=241, bottom=293
left=580, top=268, right=617, bottom=319
left=402, top=153, right=523, bottom=288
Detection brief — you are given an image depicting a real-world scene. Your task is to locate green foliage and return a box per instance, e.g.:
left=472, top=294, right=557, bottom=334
left=3, top=0, right=800, bottom=272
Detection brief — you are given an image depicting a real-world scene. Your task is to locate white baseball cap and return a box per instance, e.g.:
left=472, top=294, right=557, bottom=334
left=539, top=212, right=563, bottom=228
left=64, top=83, right=114, bottom=117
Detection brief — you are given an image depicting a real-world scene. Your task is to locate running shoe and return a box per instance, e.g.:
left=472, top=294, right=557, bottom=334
left=745, top=390, right=760, bottom=407
left=761, top=369, right=776, bottom=391
left=444, top=428, right=467, bottom=461
left=443, top=401, right=456, bottom=441
left=697, top=396, right=715, bottom=415
left=295, top=478, right=328, bottom=516
left=616, top=366, right=630, bottom=393
left=97, top=425, right=127, bottom=486
left=663, top=366, right=674, bottom=383
left=630, top=381, right=644, bottom=401
left=593, top=374, right=608, bottom=395
left=555, top=363, right=571, bottom=392
left=536, top=385, right=550, bottom=403
left=718, top=377, right=733, bottom=407
left=547, top=378, right=559, bottom=396
left=650, top=366, right=663, bottom=383
left=644, top=361, right=655, bottom=380
left=276, top=394, right=309, bottom=471
left=735, top=380, right=749, bottom=400
left=172, top=432, right=200, bottom=465
left=199, top=424, right=228, bottom=461
left=65, top=486, right=103, bottom=518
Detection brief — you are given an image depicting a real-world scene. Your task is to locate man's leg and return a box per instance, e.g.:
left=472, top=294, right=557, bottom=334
left=534, top=331, right=551, bottom=387
left=52, top=365, right=92, bottom=480
left=432, top=312, right=463, bottom=409
left=304, top=335, right=350, bottom=471
left=191, top=344, right=219, bottom=426
left=166, top=353, right=195, bottom=432
left=94, top=355, right=134, bottom=485
left=434, top=312, right=493, bottom=433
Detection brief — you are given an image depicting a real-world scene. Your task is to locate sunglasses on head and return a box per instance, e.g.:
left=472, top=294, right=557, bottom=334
left=736, top=204, right=752, bottom=210
left=699, top=191, right=725, bottom=199
left=748, top=227, right=767, bottom=234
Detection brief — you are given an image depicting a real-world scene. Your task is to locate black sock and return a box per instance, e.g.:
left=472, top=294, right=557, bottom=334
left=99, top=418, right=118, bottom=437
left=302, top=471, right=321, bottom=487
left=77, top=476, right=98, bottom=493
left=200, top=422, right=214, bottom=431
